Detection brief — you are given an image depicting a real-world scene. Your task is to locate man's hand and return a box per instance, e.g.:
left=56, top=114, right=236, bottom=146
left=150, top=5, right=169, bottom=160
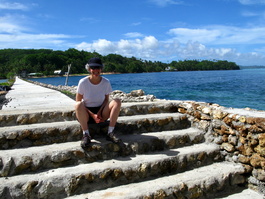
left=88, top=111, right=104, bottom=123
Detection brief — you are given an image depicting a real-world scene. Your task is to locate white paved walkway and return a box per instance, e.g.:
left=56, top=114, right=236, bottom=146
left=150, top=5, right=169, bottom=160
left=2, top=77, right=75, bottom=113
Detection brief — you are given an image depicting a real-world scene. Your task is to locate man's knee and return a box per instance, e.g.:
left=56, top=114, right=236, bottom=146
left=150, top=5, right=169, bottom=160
left=75, top=101, right=84, bottom=111
left=113, top=98, right=121, bottom=107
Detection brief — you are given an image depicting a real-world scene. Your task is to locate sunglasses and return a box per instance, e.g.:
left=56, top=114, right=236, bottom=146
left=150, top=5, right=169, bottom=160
left=90, top=66, right=102, bottom=70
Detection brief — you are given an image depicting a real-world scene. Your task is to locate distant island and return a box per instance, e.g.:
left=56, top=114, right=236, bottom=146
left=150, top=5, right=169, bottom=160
left=239, top=65, right=265, bottom=69
left=0, top=48, right=240, bottom=79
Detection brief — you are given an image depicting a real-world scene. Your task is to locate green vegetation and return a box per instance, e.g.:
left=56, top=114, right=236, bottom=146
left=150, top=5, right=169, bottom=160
left=0, top=48, right=240, bottom=78
left=169, top=60, right=240, bottom=71
left=0, top=76, right=15, bottom=87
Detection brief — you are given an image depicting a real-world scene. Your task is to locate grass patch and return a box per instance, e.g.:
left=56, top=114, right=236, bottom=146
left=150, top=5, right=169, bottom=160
left=60, top=90, right=75, bottom=100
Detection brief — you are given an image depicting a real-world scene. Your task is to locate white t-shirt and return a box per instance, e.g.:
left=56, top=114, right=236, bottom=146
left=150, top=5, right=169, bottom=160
left=77, top=76, right=112, bottom=107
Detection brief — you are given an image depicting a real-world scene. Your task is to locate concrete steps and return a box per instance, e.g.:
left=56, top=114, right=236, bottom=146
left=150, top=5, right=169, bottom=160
left=0, top=101, right=249, bottom=199
left=0, top=113, right=190, bottom=149
left=0, top=109, right=75, bottom=127
left=0, top=127, right=205, bottom=177
left=0, top=143, right=227, bottom=199
left=65, top=162, right=245, bottom=199
left=0, top=101, right=179, bottom=127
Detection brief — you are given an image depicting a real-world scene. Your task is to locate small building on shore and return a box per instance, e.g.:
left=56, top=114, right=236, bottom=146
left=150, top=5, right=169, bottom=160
left=54, top=70, right=63, bottom=75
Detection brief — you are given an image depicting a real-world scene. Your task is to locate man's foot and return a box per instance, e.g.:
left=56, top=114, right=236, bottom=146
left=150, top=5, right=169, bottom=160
left=106, top=132, right=121, bottom=143
left=81, top=134, right=91, bottom=147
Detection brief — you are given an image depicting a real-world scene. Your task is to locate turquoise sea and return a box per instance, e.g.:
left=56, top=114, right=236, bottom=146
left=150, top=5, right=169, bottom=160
left=29, top=69, right=265, bottom=111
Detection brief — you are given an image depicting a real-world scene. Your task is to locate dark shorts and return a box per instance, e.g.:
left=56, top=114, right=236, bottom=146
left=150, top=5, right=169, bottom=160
left=86, top=106, right=101, bottom=124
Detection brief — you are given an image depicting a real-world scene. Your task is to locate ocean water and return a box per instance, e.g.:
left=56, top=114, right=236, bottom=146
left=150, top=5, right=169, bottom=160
left=0, top=79, right=7, bottom=83
left=29, top=69, right=265, bottom=111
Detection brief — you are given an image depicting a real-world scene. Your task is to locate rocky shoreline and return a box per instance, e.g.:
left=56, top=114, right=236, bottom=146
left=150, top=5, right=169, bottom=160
left=0, top=91, right=9, bottom=110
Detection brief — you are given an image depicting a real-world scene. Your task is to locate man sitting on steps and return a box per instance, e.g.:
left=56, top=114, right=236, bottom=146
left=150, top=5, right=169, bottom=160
left=75, top=57, right=122, bottom=147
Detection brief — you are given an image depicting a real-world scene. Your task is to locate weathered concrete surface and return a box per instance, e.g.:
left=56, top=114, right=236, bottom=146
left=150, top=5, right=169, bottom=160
left=0, top=113, right=190, bottom=150
left=0, top=127, right=205, bottom=177
left=0, top=143, right=222, bottom=199
left=65, top=162, right=245, bottom=199
left=1, top=77, right=75, bottom=113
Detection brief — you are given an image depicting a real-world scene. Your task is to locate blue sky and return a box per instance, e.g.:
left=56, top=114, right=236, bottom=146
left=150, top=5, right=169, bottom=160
left=1, top=0, right=265, bottom=66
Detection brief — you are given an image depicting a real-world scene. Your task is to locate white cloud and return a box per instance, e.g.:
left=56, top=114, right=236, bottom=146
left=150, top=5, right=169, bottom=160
left=142, top=36, right=159, bottom=49
left=0, top=21, right=21, bottom=34
left=91, top=39, right=115, bottom=52
left=241, top=10, right=260, bottom=17
left=0, top=1, right=28, bottom=10
left=131, top=22, right=142, bottom=26
left=254, top=46, right=265, bottom=53
left=168, top=28, right=220, bottom=44
left=149, top=0, right=184, bottom=7
left=76, top=36, right=159, bottom=59
left=77, top=39, right=116, bottom=53
left=0, top=12, right=77, bottom=49
left=0, top=14, right=29, bottom=34
left=75, top=33, right=265, bottom=66
left=124, top=32, right=144, bottom=38
left=0, top=33, right=75, bottom=49
left=80, top=17, right=100, bottom=23
left=239, top=0, right=265, bottom=5
left=162, top=40, right=265, bottom=66
left=168, top=26, right=265, bottom=45
left=117, top=40, right=132, bottom=52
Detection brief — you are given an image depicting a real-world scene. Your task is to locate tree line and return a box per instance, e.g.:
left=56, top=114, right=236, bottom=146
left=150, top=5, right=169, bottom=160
left=0, top=48, right=240, bottom=79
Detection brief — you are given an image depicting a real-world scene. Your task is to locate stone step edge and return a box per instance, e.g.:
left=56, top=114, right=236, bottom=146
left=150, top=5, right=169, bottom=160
left=119, top=100, right=180, bottom=116
left=0, top=112, right=191, bottom=150
left=0, top=109, right=75, bottom=127
left=1, top=112, right=186, bottom=132
left=0, top=100, right=179, bottom=116
left=0, top=101, right=181, bottom=127
left=0, top=143, right=221, bottom=199
left=66, top=162, right=245, bottom=199
left=65, top=162, right=245, bottom=199
left=0, top=127, right=205, bottom=177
